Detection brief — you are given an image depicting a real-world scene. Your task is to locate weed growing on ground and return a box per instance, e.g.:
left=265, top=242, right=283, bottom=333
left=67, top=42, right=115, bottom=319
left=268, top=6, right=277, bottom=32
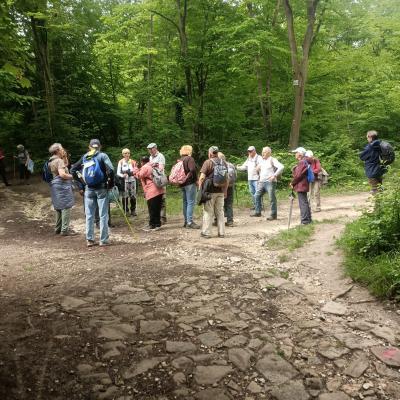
left=278, top=254, right=290, bottom=263
left=266, top=224, right=315, bottom=251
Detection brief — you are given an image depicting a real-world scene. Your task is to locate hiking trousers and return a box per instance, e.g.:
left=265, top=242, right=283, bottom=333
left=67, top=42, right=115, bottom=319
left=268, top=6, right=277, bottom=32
left=182, top=183, right=197, bottom=225
left=85, top=187, right=109, bottom=244
left=224, top=186, right=234, bottom=223
left=308, top=180, right=321, bottom=210
left=55, top=208, right=71, bottom=233
left=255, top=181, right=277, bottom=217
left=202, top=193, right=224, bottom=236
left=147, top=194, right=163, bottom=228
left=298, top=192, right=312, bottom=224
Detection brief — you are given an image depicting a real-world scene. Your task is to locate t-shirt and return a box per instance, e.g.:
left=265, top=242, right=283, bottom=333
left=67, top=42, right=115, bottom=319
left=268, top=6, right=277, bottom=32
left=49, top=156, right=68, bottom=177
left=200, top=157, right=223, bottom=193
left=150, top=152, right=166, bottom=170
left=259, top=157, right=284, bottom=182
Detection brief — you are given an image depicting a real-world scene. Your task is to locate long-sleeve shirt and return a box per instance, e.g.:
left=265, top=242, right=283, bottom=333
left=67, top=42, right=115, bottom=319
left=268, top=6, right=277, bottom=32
left=258, top=157, right=284, bottom=182
left=135, top=162, right=165, bottom=200
left=117, top=158, right=137, bottom=182
left=237, top=154, right=262, bottom=181
left=150, top=151, right=166, bottom=170
left=181, top=155, right=197, bottom=186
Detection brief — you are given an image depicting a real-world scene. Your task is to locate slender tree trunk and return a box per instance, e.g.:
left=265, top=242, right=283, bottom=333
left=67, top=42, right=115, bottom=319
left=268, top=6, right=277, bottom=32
left=108, top=58, right=117, bottom=103
left=147, top=13, right=153, bottom=129
left=283, top=0, right=320, bottom=149
left=254, top=56, right=269, bottom=134
left=31, top=15, right=55, bottom=137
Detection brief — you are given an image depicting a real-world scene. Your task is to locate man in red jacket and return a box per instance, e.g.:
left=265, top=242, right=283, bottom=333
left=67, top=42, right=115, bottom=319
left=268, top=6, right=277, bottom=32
left=290, top=147, right=312, bottom=225
left=305, top=150, right=322, bottom=212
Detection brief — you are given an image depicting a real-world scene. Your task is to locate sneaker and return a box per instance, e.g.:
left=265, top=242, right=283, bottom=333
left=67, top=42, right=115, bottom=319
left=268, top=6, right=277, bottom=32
left=250, top=212, right=261, bottom=217
left=87, top=240, right=96, bottom=247
left=218, top=234, right=225, bottom=238
left=60, top=230, right=78, bottom=236
left=100, top=241, right=111, bottom=246
left=225, top=221, right=234, bottom=227
left=267, top=216, right=277, bottom=221
left=151, top=226, right=161, bottom=231
left=131, top=211, right=137, bottom=217
left=200, top=232, right=211, bottom=239
left=142, top=225, right=152, bottom=232
left=186, top=222, right=200, bottom=229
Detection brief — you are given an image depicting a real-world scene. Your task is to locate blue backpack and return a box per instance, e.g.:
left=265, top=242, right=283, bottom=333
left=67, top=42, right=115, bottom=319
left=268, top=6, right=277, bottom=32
left=82, top=154, right=105, bottom=186
left=305, top=161, right=315, bottom=183
left=42, top=160, right=53, bottom=183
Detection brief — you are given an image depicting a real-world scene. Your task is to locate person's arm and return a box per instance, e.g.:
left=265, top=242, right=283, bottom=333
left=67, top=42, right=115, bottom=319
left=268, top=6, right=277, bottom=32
left=236, top=158, right=248, bottom=171
left=198, top=172, right=206, bottom=188
left=291, top=161, right=307, bottom=186
left=116, top=160, right=125, bottom=178
left=270, top=158, right=284, bottom=179
left=359, top=144, right=370, bottom=161
left=58, top=168, right=72, bottom=180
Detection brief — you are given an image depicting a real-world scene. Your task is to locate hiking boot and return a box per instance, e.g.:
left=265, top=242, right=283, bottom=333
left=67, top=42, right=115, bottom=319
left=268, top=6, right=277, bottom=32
left=130, top=210, right=137, bottom=217
left=200, top=232, right=211, bottom=239
left=226, top=221, right=234, bottom=227
left=60, top=230, right=78, bottom=236
left=267, top=216, right=277, bottom=221
left=100, top=241, right=111, bottom=246
left=55, top=229, right=61, bottom=235
left=186, top=222, right=200, bottom=229
left=218, top=234, right=225, bottom=238
left=87, top=240, right=96, bottom=247
left=250, top=212, right=261, bottom=217
left=151, top=226, right=161, bottom=231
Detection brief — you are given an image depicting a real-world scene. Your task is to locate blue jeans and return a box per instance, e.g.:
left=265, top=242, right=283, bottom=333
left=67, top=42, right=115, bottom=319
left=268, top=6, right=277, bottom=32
left=85, top=187, right=109, bottom=243
left=248, top=180, right=258, bottom=207
left=182, top=183, right=197, bottom=224
left=255, top=181, right=277, bottom=217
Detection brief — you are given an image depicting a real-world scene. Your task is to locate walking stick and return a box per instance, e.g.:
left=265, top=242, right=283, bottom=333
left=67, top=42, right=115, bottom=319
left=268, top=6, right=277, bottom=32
left=111, top=189, right=137, bottom=239
left=288, top=190, right=295, bottom=230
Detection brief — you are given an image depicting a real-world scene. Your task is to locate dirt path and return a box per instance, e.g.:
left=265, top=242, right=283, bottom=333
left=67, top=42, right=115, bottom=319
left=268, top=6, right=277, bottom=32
left=1, top=182, right=399, bottom=400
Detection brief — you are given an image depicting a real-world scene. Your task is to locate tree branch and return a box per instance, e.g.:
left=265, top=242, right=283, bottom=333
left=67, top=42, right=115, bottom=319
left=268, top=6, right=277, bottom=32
left=149, top=9, right=180, bottom=32
left=282, top=0, right=300, bottom=75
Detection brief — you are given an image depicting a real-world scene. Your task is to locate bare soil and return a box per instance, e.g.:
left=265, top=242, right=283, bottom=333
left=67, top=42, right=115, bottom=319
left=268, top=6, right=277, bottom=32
left=1, top=180, right=399, bottom=400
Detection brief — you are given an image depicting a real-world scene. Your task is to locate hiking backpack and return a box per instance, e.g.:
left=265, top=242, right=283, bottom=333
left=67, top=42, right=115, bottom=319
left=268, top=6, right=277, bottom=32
left=305, top=161, right=315, bottom=183
left=211, top=158, right=228, bottom=187
left=169, top=160, right=187, bottom=185
left=42, top=160, right=53, bottom=184
left=227, top=162, right=237, bottom=187
left=380, top=141, right=395, bottom=165
left=82, top=154, right=105, bottom=186
left=152, top=167, right=168, bottom=188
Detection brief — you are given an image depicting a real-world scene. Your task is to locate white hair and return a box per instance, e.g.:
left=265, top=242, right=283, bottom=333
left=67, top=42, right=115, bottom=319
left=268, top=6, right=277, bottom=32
left=49, top=143, right=63, bottom=155
left=262, top=146, right=272, bottom=154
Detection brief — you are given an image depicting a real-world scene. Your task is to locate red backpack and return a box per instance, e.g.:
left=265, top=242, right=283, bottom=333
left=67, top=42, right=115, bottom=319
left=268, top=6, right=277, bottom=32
left=169, top=159, right=187, bottom=185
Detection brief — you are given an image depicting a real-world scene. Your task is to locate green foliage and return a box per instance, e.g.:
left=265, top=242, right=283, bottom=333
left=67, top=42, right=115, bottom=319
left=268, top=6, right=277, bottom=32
left=339, top=173, right=400, bottom=297
left=266, top=224, right=315, bottom=251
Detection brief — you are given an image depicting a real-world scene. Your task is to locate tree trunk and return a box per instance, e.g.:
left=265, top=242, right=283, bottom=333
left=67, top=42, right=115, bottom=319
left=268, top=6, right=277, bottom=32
left=283, top=0, right=320, bottom=148
left=31, top=15, right=55, bottom=138
left=147, top=13, right=153, bottom=129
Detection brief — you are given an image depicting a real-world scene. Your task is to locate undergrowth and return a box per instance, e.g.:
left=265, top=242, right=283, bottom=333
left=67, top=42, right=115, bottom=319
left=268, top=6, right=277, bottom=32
left=338, top=171, right=400, bottom=298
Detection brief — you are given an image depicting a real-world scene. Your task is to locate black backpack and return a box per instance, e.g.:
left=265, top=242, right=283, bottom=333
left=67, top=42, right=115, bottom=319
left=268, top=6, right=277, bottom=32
left=42, top=160, right=53, bottom=183
left=380, top=141, right=395, bottom=165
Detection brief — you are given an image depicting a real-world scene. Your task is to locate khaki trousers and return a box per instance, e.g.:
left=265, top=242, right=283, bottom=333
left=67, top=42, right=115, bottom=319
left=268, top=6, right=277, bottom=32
left=202, top=193, right=225, bottom=236
left=309, top=180, right=321, bottom=210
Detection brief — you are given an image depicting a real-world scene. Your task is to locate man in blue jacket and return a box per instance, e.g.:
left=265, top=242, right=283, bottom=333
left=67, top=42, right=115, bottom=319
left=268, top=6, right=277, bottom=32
left=359, top=130, right=384, bottom=194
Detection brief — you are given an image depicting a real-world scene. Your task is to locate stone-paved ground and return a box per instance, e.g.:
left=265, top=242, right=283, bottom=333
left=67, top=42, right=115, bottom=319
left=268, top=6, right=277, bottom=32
left=1, top=187, right=400, bottom=400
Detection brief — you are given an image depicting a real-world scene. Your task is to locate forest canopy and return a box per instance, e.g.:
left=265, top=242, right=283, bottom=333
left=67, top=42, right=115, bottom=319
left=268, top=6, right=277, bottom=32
left=1, top=0, right=399, bottom=162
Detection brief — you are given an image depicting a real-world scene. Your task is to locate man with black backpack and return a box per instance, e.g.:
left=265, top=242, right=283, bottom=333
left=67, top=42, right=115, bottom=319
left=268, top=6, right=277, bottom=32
left=360, top=130, right=394, bottom=194
left=71, top=139, right=114, bottom=247
left=198, top=146, right=229, bottom=238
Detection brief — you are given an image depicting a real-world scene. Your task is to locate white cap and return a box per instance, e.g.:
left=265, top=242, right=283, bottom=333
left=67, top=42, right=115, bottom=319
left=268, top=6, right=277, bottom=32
left=305, top=150, right=313, bottom=157
left=247, top=145, right=256, bottom=152
left=147, top=143, right=157, bottom=149
left=292, top=147, right=306, bottom=155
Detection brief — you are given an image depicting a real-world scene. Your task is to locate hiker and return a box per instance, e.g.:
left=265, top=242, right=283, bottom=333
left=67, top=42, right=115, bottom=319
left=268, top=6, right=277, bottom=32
left=359, top=130, right=385, bottom=194
left=290, top=147, right=312, bottom=225
left=305, top=150, right=322, bottom=212
left=218, top=152, right=236, bottom=227
left=147, top=143, right=167, bottom=224
left=237, top=146, right=262, bottom=211
left=253, top=146, right=284, bottom=220
left=198, top=146, right=228, bottom=238
left=117, top=148, right=137, bottom=217
left=72, top=139, right=114, bottom=247
left=134, top=155, right=165, bottom=231
left=179, top=145, right=200, bottom=229
left=0, top=146, right=10, bottom=186
left=14, top=144, right=31, bottom=183
left=47, top=143, right=76, bottom=236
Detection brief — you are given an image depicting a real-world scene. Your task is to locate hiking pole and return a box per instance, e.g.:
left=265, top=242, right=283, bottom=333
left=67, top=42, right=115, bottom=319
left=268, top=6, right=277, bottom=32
left=111, top=189, right=137, bottom=239
left=288, top=190, right=295, bottom=230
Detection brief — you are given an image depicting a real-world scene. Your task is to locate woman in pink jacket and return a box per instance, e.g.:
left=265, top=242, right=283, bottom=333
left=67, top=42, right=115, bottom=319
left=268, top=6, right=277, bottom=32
left=134, top=156, right=165, bottom=231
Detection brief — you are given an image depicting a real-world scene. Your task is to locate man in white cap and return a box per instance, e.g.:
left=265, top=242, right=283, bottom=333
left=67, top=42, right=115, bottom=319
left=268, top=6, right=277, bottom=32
left=237, top=146, right=262, bottom=211
left=290, top=147, right=312, bottom=225
left=305, top=150, right=322, bottom=212
left=147, top=143, right=167, bottom=223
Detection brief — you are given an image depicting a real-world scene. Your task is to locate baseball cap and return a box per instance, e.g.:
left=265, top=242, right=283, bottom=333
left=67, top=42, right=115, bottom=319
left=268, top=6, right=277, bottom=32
left=305, top=150, right=313, bottom=157
left=292, top=147, right=306, bottom=155
left=147, top=143, right=157, bottom=149
left=209, top=146, right=219, bottom=153
left=247, top=146, right=256, bottom=152
left=89, top=139, right=101, bottom=148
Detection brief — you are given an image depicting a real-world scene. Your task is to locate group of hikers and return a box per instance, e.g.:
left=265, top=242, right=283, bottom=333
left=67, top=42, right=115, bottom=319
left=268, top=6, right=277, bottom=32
left=0, top=129, right=393, bottom=247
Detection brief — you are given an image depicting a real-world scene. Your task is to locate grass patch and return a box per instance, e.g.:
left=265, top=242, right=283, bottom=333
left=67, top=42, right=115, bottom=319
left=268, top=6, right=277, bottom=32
left=278, top=254, right=290, bottom=263
left=266, top=224, right=315, bottom=251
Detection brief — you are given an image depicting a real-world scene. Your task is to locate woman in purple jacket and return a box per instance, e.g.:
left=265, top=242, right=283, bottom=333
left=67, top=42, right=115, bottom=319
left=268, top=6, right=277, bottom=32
left=290, top=147, right=312, bottom=225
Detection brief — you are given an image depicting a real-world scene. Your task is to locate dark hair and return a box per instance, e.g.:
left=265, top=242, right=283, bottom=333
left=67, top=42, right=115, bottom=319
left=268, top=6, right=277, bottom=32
left=141, top=155, right=150, bottom=164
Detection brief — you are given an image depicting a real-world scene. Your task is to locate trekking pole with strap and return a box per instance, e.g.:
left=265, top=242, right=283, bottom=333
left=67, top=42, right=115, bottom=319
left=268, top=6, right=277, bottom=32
left=288, top=190, right=295, bottom=230
left=111, top=188, right=137, bottom=239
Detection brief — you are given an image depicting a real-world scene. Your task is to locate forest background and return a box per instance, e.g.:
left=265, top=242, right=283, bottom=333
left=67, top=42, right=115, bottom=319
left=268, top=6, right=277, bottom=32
left=1, top=0, right=399, bottom=186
